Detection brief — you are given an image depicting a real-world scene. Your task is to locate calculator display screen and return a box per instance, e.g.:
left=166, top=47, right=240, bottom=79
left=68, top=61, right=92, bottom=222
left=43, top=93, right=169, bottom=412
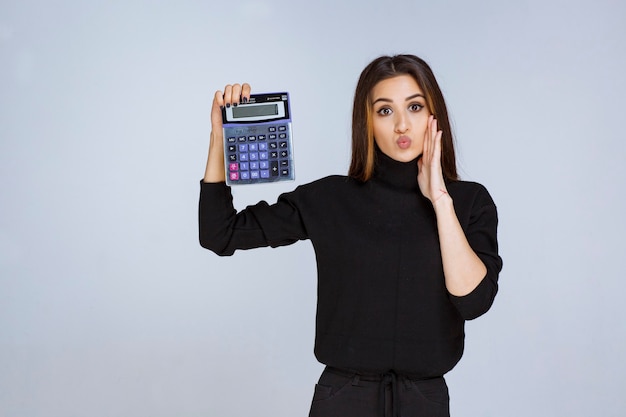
left=232, top=104, right=279, bottom=119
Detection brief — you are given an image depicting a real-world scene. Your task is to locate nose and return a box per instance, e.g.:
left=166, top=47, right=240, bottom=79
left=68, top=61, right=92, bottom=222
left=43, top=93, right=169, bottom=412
left=394, top=112, right=409, bottom=134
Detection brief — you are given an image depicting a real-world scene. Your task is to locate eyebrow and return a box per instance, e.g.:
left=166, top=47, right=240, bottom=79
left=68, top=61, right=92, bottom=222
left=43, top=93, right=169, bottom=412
left=372, top=93, right=425, bottom=105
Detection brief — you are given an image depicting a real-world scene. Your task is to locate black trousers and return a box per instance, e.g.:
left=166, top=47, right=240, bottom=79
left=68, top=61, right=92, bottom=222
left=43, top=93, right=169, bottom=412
left=308, top=367, right=450, bottom=417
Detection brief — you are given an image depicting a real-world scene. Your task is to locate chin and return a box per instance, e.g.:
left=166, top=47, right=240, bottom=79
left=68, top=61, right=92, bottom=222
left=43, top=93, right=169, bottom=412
left=390, top=150, right=421, bottom=163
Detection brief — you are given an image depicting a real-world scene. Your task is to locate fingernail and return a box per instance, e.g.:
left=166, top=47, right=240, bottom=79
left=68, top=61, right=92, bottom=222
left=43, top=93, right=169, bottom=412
left=226, top=103, right=230, bottom=108
left=233, top=102, right=238, bottom=107
left=220, top=105, right=224, bottom=110
left=242, top=97, right=248, bottom=104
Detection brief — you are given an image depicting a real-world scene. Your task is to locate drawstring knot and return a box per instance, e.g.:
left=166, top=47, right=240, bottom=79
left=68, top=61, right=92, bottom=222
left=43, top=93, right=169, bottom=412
left=380, top=370, right=404, bottom=417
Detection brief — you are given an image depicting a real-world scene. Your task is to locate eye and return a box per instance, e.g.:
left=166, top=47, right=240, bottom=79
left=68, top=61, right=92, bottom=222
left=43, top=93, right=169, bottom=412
left=377, top=107, right=393, bottom=116
left=409, top=103, right=424, bottom=112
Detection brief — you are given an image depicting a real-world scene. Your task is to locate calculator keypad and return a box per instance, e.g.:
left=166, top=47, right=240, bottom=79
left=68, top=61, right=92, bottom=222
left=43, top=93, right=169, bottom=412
left=223, top=122, right=294, bottom=185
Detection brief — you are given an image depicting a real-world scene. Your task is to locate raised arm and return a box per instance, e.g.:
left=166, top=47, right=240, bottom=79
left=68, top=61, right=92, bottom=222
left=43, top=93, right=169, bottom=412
left=418, top=116, right=489, bottom=298
left=204, top=83, right=252, bottom=183
left=199, top=82, right=310, bottom=255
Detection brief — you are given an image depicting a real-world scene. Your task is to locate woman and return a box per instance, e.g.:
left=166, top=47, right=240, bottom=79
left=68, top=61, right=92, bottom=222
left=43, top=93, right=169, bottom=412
left=199, top=54, right=502, bottom=417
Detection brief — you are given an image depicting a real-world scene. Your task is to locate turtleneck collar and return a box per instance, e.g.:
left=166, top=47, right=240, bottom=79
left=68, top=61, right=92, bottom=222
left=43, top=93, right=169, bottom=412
left=372, top=148, right=420, bottom=191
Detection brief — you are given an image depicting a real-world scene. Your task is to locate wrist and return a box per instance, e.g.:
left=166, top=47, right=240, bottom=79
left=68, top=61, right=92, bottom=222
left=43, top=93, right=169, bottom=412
left=204, top=131, right=226, bottom=183
left=432, top=190, right=453, bottom=211
left=209, top=129, right=223, bottom=147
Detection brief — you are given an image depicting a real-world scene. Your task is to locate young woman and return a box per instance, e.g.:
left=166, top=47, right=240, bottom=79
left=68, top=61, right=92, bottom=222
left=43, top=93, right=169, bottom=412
left=199, top=54, right=502, bottom=417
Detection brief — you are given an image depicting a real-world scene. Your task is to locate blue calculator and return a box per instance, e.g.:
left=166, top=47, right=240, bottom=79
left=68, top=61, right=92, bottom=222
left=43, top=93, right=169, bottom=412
left=222, top=92, right=294, bottom=185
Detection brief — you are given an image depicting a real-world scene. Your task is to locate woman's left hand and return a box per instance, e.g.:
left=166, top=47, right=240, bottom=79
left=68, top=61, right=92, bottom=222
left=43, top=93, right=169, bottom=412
left=418, top=116, right=488, bottom=297
left=417, top=115, right=449, bottom=205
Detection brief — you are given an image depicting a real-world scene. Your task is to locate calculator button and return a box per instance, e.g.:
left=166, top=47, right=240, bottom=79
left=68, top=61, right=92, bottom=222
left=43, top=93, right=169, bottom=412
left=280, top=150, right=289, bottom=158
left=248, top=136, right=257, bottom=141
left=259, top=152, right=268, bottom=160
left=250, top=162, right=259, bottom=170
left=279, top=133, right=287, bottom=139
left=269, top=142, right=278, bottom=149
left=249, top=153, right=258, bottom=161
left=270, top=151, right=278, bottom=159
left=240, top=153, right=249, bottom=161
left=249, top=143, right=258, bottom=151
left=240, top=171, right=250, bottom=180
left=229, top=163, right=238, bottom=171
left=261, top=170, right=270, bottom=178
left=268, top=126, right=277, bottom=132
left=228, top=145, right=237, bottom=152
left=269, top=134, right=277, bottom=140
left=280, top=160, right=289, bottom=167
left=240, top=162, right=249, bottom=170
left=229, top=154, right=237, bottom=162
left=258, top=143, right=267, bottom=151
left=227, top=137, right=236, bottom=143
left=271, top=161, right=279, bottom=176
left=278, top=125, right=287, bottom=131
left=250, top=171, right=260, bottom=179
left=229, top=172, right=239, bottom=181
left=280, top=168, right=290, bottom=176
left=279, top=141, right=288, bottom=148
left=260, top=161, right=269, bottom=169
left=258, top=135, right=266, bottom=140
left=238, top=136, right=247, bottom=142
left=239, top=144, right=248, bottom=152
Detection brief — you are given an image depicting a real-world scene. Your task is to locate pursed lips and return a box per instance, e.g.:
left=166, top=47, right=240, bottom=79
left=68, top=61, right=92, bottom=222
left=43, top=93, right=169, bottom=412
left=396, top=135, right=412, bottom=149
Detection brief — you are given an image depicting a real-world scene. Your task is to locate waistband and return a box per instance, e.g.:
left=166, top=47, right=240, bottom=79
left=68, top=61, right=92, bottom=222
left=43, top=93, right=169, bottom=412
left=324, top=367, right=443, bottom=417
left=325, top=366, right=440, bottom=382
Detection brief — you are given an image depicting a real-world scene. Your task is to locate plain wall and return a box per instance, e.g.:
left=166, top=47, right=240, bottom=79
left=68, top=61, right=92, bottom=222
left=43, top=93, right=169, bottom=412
left=1, top=0, right=625, bottom=416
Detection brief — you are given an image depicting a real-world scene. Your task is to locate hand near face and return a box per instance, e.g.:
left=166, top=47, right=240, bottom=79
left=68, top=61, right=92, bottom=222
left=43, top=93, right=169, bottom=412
left=417, top=116, right=448, bottom=205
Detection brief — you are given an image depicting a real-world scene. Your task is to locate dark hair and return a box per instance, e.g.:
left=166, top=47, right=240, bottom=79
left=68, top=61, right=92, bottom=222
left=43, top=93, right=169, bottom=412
left=348, top=54, right=458, bottom=182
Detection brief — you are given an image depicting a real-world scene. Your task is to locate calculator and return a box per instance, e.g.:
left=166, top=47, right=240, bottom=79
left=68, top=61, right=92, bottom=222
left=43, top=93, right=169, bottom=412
left=222, top=92, right=294, bottom=185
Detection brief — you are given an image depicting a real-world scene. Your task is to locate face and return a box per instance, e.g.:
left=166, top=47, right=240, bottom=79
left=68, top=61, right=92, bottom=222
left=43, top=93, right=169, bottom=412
left=370, top=74, right=430, bottom=162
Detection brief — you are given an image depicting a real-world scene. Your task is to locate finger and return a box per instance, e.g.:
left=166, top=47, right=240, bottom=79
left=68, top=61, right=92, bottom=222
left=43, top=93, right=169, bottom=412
left=213, top=89, right=225, bottom=109
left=211, top=89, right=225, bottom=128
left=422, top=116, right=432, bottom=160
left=433, top=129, right=443, bottom=163
left=230, top=83, right=242, bottom=106
left=431, top=117, right=444, bottom=160
left=241, top=83, right=251, bottom=103
left=223, top=84, right=233, bottom=108
left=430, top=118, right=438, bottom=162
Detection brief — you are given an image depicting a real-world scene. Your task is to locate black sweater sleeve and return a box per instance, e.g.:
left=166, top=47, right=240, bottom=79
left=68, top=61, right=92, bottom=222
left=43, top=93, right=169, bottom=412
left=198, top=181, right=308, bottom=256
left=447, top=184, right=503, bottom=320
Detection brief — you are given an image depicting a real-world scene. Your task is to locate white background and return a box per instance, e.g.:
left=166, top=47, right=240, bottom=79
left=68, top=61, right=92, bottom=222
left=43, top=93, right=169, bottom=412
left=1, top=1, right=625, bottom=416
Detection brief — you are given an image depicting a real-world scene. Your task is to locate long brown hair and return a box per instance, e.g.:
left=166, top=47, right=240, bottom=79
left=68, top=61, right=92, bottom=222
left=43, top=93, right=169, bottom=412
left=348, top=54, right=458, bottom=182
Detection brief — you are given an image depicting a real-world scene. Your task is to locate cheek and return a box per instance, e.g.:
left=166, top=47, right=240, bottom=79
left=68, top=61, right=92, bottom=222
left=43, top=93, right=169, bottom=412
left=372, top=119, right=391, bottom=142
left=413, top=117, right=429, bottom=149
left=416, top=117, right=429, bottom=136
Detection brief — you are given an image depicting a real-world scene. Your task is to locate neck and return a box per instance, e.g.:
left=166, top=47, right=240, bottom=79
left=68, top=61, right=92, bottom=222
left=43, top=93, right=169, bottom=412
left=372, top=148, right=419, bottom=191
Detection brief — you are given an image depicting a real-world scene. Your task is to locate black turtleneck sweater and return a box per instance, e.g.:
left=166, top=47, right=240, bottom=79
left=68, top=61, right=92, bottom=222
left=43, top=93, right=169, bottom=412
left=199, top=152, right=502, bottom=377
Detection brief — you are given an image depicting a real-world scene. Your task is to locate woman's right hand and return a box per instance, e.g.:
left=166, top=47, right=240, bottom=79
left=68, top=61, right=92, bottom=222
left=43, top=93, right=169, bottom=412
left=204, top=83, right=252, bottom=183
